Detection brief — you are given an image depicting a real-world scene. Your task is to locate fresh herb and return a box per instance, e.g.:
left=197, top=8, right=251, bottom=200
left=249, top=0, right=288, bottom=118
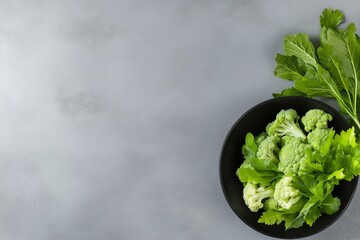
left=273, top=9, right=360, bottom=132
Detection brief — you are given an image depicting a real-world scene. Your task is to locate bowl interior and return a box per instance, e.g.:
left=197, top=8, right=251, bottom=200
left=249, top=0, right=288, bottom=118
left=220, top=96, right=358, bottom=239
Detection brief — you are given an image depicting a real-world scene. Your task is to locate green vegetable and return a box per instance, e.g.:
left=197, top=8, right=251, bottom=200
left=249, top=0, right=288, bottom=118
left=274, top=176, right=302, bottom=210
left=259, top=197, right=307, bottom=229
left=243, top=182, right=274, bottom=212
left=241, top=132, right=258, bottom=160
left=330, top=127, right=360, bottom=180
left=266, top=109, right=306, bottom=139
left=255, top=132, right=267, bottom=145
left=236, top=160, right=280, bottom=185
left=278, top=137, right=308, bottom=175
left=320, top=194, right=341, bottom=215
left=236, top=133, right=283, bottom=185
left=263, top=198, right=279, bottom=211
left=301, top=109, right=333, bottom=132
left=273, top=8, right=360, bottom=132
left=237, top=108, right=360, bottom=230
left=307, top=128, right=335, bottom=155
left=256, top=136, right=280, bottom=164
left=299, top=146, right=326, bottom=175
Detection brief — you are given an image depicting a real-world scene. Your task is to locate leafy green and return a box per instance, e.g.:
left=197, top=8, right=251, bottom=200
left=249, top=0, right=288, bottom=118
left=237, top=133, right=283, bottom=184
left=274, top=8, right=360, bottom=131
left=283, top=33, right=317, bottom=67
left=272, top=87, right=306, bottom=98
left=259, top=209, right=302, bottom=229
left=259, top=198, right=307, bottom=229
left=320, top=8, right=344, bottom=29
left=236, top=162, right=281, bottom=185
left=320, top=195, right=341, bottom=215
left=242, top=133, right=258, bottom=159
left=274, top=54, right=307, bottom=81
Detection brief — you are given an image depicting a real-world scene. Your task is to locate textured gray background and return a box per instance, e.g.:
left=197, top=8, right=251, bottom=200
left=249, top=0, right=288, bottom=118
left=0, top=0, right=360, bottom=240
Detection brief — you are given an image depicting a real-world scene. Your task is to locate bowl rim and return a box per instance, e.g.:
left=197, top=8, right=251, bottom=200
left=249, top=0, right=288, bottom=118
left=219, top=96, right=359, bottom=239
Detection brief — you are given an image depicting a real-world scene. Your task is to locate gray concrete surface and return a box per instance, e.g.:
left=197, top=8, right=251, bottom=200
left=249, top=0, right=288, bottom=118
left=0, top=0, right=359, bottom=239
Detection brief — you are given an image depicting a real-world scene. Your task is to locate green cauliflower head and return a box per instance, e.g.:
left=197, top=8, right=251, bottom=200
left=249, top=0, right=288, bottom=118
left=301, top=109, right=333, bottom=132
left=255, top=132, right=267, bottom=145
left=278, top=137, right=309, bottom=175
left=266, top=109, right=306, bottom=139
left=256, top=135, right=280, bottom=164
left=307, top=128, right=335, bottom=155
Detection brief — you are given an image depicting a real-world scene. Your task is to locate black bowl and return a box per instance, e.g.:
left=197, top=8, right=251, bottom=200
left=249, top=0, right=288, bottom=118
left=219, top=96, right=358, bottom=239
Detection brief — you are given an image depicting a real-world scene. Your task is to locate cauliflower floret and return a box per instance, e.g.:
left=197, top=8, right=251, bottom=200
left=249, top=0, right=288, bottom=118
left=301, top=109, right=333, bottom=132
left=278, top=137, right=309, bottom=175
left=256, top=135, right=280, bottom=164
left=266, top=109, right=306, bottom=139
left=243, top=182, right=274, bottom=212
left=274, top=176, right=302, bottom=209
left=307, top=128, right=335, bottom=155
left=255, top=132, right=267, bottom=145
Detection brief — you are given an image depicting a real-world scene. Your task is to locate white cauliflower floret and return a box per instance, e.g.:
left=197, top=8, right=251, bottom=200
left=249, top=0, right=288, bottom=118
left=243, top=182, right=274, bottom=212
left=274, top=176, right=302, bottom=209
